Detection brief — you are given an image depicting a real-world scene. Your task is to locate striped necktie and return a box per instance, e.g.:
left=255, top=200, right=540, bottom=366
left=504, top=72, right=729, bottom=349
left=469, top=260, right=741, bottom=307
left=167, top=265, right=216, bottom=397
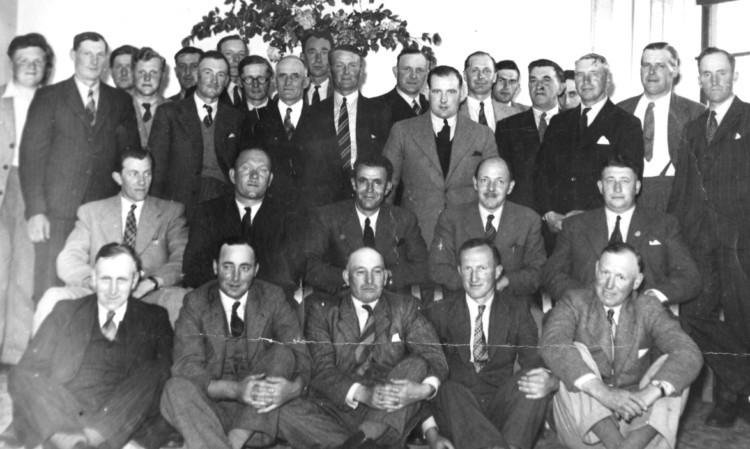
left=485, top=214, right=496, bottom=241
left=123, top=204, right=137, bottom=247
left=473, top=305, right=489, bottom=372
left=338, top=97, right=351, bottom=169
left=101, top=310, right=117, bottom=341
left=354, top=304, right=376, bottom=375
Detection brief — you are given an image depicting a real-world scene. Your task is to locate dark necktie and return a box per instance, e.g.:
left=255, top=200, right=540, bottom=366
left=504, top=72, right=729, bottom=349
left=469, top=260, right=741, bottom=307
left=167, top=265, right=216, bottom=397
left=579, top=107, right=591, bottom=136
left=142, top=103, right=152, bottom=122
left=203, top=104, right=213, bottom=127
left=473, top=305, right=489, bottom=372
left=706, top=110, right=718, bottom=144
left=233, top=85, right=242, bottom=106
left=436, top=119, right=451, bottom=177
left=363, top=217, right=375, bottom=248
left=123, top=204, right=137, bottom=247
left=101, top=310, right=117, bottom=341
left=85, top=89, right=96, bottom=126
left=312, top=85, right=321, bottom=105
left=230, top=301, right=244, bottom=337
left=485, top=214, right=496, bottom=241
left=478, top=101, right=488, bottom=126
left=355, top=304, right=375, bottom=375
left=338, top=97, right=351, bottom=169
left=609, top=215, right=623, bottom=244
left=412, top=99, right=421, bottom=115
left=643, top=102, right=655, bottom=161
left=283, top=107, right=295, bottom=140
left=241, top=207, right=253, bottom=244
left=607, top=309, right=616, bottom=359
left=538, top=112, right=548, bottom=141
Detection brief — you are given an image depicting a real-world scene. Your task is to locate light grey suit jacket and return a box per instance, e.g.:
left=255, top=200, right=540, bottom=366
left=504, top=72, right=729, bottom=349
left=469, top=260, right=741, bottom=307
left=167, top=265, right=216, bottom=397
left=383, top=113, right=498, bottom=244
left=0, top=84, right=16, bottom=210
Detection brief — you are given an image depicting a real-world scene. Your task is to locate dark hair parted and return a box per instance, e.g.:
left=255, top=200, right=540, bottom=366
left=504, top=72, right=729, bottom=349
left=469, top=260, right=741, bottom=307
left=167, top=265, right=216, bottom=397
left=600, top=242, right=644, bottom=274
left=459, top=238, right=502, bottom=266
left=427, top=65, right=463, bottom=90
left=109, top=44, right=139, bottom=68
left=95, top=242, right=142, bottom=274
left=353, top=154, right=394, bottom=182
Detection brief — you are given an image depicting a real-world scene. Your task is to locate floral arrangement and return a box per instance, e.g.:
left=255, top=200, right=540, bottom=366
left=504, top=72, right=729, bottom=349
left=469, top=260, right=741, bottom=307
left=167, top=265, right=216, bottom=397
left=183, top=0, right=441, bottom=62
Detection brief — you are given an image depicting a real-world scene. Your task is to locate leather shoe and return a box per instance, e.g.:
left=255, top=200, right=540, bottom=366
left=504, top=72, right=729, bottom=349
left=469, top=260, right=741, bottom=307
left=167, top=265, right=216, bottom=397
left=705, top=400, right=737, bottom=427
left=737, top=394, right=750, bottom=424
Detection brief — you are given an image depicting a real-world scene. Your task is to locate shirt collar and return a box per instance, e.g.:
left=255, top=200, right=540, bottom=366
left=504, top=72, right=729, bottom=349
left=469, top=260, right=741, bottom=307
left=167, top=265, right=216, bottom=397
left=478, top=203, right=503, bottom=228
left=711, top=95, right=735, bottom=125
left=466, top=95, right=491, bottom=108
left=351, top=296, right=379, bottom=313
left=278, top=98, right=303, bottom=114
left=430, top=112, right=457, bottom=133
left=355, top=206, right=380, bottom=233
left=98, top=300, right=128, bottom=329
left=2, top=79, right=37, bottom=99
left=465, top=293, right=495, bottom=312
left=219, top=289, right=249, bottom=324
left=603, top=304, right=623, bottom=324
left=235, top=199, right=263, bottom=221
left=532, top=105, right=559, bottom=121
left=247, top=97, right=269, bottom=111
left=396, top=87, right=419, bottom=105
left=334, top=90, right=359, bottom=106
left=73, top=75, right=100, bottom=97
left=194, top=92, right=218, bottom=110
left=121, top=195, right=145, bottom=210
left=581, top=96, right=607, bottom=122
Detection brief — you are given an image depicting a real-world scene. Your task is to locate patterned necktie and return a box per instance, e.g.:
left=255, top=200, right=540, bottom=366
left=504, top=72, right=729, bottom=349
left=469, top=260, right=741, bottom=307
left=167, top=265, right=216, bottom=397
left=312, top=85, right=321, bottom=105
left=101, top=310, right=117, bottom=341
left=609, top=215, right=623, bottom=244
left=338, top=97, right=351, bottom=170
left=485, top=214, right=496, bottom=241
left=363, top=217, right=375, bottom=248
left=473, top=305, right=489, bottom=372
left=643, top=102, right=655, bottom=161
left=123, top=204, right=137, bottom=247
left=706, top=110, right=718, bottom=144
left=579, top=107, right=591, bottom=136
left=233, top=85, right=243, bottom=106
left=412, top=99, right=421, bottom=115
left=230, top=301, right=244, bottom=337
left=607, top=308, right=616, bottom=359
left=85, top=89, right=96, bottom=126
left=355, top=304, right=376, bottom=375
left=241, top=207, right=253, bottom=245
left=283, top=107, right=295, bottom=140
left=478, top=101, right=488, bottom=126
left=538, top=112, right=548, bottom=141
left=142, top=103, right=152, bottom=122
left=203, top=104, right=213, bottom=127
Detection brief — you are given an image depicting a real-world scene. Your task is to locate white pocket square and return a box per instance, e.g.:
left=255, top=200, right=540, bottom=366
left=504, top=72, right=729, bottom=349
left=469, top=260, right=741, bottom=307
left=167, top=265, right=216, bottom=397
left=638, top=348, right=649, bottom=359
left=649, top=239, right=661, bottom=246
left=597, top=136, right=611, bottom=145
left=391, top=333, right=401, bottom=343
left=228, top=133, right=236, bottom=138
left=735, top=133, right=742, bottom=140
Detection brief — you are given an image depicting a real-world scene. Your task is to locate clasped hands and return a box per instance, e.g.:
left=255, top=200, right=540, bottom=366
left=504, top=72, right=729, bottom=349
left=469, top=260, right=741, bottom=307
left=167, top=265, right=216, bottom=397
left=589, top=381, right=662, bottom=423
left=355, top=379, right=434, bottom=412
left=236, top=373, right=302, bottom=413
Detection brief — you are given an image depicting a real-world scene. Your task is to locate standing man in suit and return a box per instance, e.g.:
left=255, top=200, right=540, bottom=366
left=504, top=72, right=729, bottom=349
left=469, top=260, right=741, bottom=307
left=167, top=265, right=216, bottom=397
left=149, top=50, right=245, bottom=222
left=7, top=243, right=174, bottom=449
left=374, top=48, right=430, bottom=128
left=492, top=60, right=529, bottom=114
left=305, top=153, right=428, bottom=296
left=294, top=44, right=391, bottom=208
left=32, top=149, right=188, bottom=329
left=617, top=42, right=704, bottom=212
left=168, top=46, right=203, bottom=102
left=132, top=47, right=169, bottom=148
left=20, top=31, right=140, bottom=299
left=559, top=70, right=581, bottom=111
left=496, top=59, right=564, bottom=210
left=305, top=247, right=448, bottom=448
left=217, top=35, right=249, bottom=109
left=669, top=47, right=750, bottom=426
left=534, top=53, right=644, bottom=253
left=0, top=33, right=53, bottom=365
left=301, top=31, right=334, bottom=106
left=110, top=44, right=138, bottom=95
left=424, top=239, right=555, bottom=449
left=383, top=65, right=498, bottom=246
left=459, top=52, right=516, bottom=131
left=430, top=157, right=545, bottom=305
left=541, top=243, right=702, bottom=449
left=239, top=55, right=273, bottom=132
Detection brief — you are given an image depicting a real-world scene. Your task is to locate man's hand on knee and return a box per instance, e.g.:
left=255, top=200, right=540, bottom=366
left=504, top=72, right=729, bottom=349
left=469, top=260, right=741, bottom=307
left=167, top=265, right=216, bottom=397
left=253, top=376, right=303, bottom=413
left=376, top=379, right=433, bottom=412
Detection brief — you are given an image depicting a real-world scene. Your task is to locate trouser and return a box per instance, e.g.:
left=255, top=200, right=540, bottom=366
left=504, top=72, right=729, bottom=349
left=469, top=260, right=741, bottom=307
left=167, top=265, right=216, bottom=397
left=32, top=217, right=75, bottom=302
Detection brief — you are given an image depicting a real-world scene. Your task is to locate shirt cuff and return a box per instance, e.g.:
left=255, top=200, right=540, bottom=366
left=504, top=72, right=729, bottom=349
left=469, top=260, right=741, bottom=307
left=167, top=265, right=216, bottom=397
left=661, top=381, right=676, bottom=396
left=574, top=373, right=598, bottom=391
left=422, top=376, right=440, bottom=399
left=345, top=383, right=361, bottom=409
left=644, top=289, right=668, bottom=303
left=421, top=416, right=438, bottom=435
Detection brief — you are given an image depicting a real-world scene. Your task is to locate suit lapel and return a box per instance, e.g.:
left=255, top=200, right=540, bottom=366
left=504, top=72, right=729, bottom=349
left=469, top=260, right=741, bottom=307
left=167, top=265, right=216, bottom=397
left=122, top=300, right=147, bottom=371
left=667, top=93, right=682, bottom=163
left=135, top=197, right=161, bottom=255
left=585, top=296, right=614, bottom=365
left=487, top=296, right=510, bottom=360
left=464, top=204, right=485, bottom=237
left=496, top=204, right=516, bottom=247
left=341, top=205, right=364, bottom=254
left=372, top=298, right=392, bottom=354
left=613, top=296, right=638, bottom=375
left=414, top=114, right=443, bottom=177
left=584, top=209, right=610, bottom=254
left=205, top=286, right=228, bottom=362
left=446, top=115, right=474, bottom=183
left=63, top=77, right=92, bottom=129
left=626, top=207, right=647, bottom=251
left=374, top=204, right=395, bottom=251
left=105, top=196, right=124, bottom=244
left=450, top=299, right=472, bottom=365
left=179, top=99, right=204, bottom=160
left=711, top=97, right=742, bottom=146
left=579, top=100, right=615, bottom=148
left=336, top=297, right=361, bottom=368
left=244, top=284, right=270, bottom=362
left=93, top=85, right=113, bottom=136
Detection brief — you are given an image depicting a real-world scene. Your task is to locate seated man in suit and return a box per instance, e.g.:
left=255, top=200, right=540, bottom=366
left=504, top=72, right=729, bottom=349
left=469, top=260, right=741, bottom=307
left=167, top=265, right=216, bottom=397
left=430, top=156, right=545, bottom=306
left=162, top=237, right=336, bottom=449
left=459, top=51, right=517, bottom=132
left=6, top=243, right=174, bottom=449
left=33, top=149, right=188, bottom=330
left=541, top=243, right=703, bottom=449
left=183, top=147, right=300, bottom=302
left=543, top=154, right=700, bottom=307
left=424, top=238, right=556, bottom=449
left=305, top=153, right=428, bottom=297
left=305, top=247, right=448, bottom=448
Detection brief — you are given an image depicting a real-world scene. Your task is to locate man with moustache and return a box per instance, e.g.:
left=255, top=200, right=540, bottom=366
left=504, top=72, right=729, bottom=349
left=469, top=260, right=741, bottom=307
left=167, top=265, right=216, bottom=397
left=149, top=50, right=245, bottom=222
left=301, top=31, right=334, bottom=105
left=492, top=60, right=529, bottom=114
left=217, top=35, right=249, bottom=109
left=110, top=44, right=138, bottom=95
left=459, top=52, right=517, bottom=131
left=496, top=59, right=565, bottom=210
left=374, top=48, right=430, bottom=128
left=168, top=46, right=203, bottom=102
left=239, top=55, right=273, bottom=131
left=131, top=47, right=169, bottom=148
left=558, top=70, right=581, bottom=111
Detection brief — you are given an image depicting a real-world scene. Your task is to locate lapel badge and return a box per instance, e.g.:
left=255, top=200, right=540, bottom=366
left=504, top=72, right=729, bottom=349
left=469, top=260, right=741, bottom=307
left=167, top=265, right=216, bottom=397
left=634, top=231, right=641, bottom=238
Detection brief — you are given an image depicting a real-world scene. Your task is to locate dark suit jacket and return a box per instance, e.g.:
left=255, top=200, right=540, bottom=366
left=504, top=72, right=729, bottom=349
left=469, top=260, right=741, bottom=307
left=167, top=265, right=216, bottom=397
left=19, top=77, right=140, bottom=220
left=496, top=109, right=542, bottom=210
left=17, top=295, right=172, bottom=386
left=534, top=100, right=644, bottom=215
left=148, top=96, right=245, bottom=220
left=304, top=200, right=428, bottom=294
left=543, top=206, right=700, bottom=304
left=373, top=87, right=429, bottom=130
left=305, top=291, right=448, bottom=409
left=541, top=288, right=702, bottom=393
left=172, top=280, right=310, bottom=392
left=293, top=93, right=391, bottom=207
left=182, top=194, right=300, bottom=294
left=424, top=291, right=542, bottom=396
left=429, top=201, right=546, bottom=303
left=303, top=82, right=335, bottom=104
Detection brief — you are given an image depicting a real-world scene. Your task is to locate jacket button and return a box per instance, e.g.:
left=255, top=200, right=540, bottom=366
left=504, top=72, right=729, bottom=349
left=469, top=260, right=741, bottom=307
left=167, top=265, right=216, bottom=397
left=570, top=177, right=576, bottom=182
left=9, top=143, right=14, bottom=149
left=2, top=164, right=8, bottom=170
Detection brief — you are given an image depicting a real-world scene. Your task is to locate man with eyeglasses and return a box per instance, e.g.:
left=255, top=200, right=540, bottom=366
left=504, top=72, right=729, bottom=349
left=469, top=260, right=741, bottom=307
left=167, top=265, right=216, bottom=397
left=238, top=55, right=273, bottom=134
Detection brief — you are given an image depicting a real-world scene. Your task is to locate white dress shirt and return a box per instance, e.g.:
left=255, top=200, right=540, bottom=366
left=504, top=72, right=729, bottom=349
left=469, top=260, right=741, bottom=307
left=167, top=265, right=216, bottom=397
left=396, top=87, right=420, bottom=109
left=334, top=91, right=359, bottom=165
left=306, top=78, right=330, bottom=104
left=604, top=206, right=635, bottom=243
left=277, top=99, right=304, bottom=128
left=711, top=94, right=735, bottom=126
left=430, top=113, right=457, bottom=140
left=635, top=94, right=673, bottom=177
left=581, top=96, right=608, bottom=124
left=466, top=96, right=496, bottom=131
left=98, top=300, right=128, bottom=331
left=219, top=289, right=248, bottom=331
left=120, top=196, right=145, bottom=232
left=194, top=94, right=219, bottom=122
left=2, top=79, right=37, bottom=166
left=478, top=204, right=503, bottom=233
left=532, top=105, right=559, bottom=131
left=355, top=208, right=380, bottom=237
left=466, top=294, right=494, bottom=362
left=235, top=199, right=263, bottom=224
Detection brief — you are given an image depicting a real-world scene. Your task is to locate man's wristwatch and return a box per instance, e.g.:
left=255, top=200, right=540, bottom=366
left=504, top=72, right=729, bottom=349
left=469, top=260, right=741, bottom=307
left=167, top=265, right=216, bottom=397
left=147, top=276, right=161, bottom=292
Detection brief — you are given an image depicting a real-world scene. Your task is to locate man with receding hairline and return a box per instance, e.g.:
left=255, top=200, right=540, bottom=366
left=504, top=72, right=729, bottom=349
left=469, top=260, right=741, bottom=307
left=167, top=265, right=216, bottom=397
left=459, top=52, right=517, bottom=131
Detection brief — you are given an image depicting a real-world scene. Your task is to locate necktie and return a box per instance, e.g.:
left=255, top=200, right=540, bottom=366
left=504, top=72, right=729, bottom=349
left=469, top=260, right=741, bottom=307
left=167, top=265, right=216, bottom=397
left=485, top=214, right=496, bottom=241
left=142, top=103, right=152, bottom=122
left=355, top=304, right=376, bottom=375
left=203, top=104, right=213, bottom=127
left=312, top=85, right=321, bottom=105
left=283, top=107, right=295, bottom=140
left=123, top=204, right=137, bottom=248
left=579, top=107, right=591, bottom=136
left=363, top=217, right=375, bottom=248
left=101, top=310, right=117, bottom=341
left=436, top=119, right=451, bottom=177
left=706, top=110, right=718, bottom=144
left=85, top=89, right=96, bottom=126
left=607, top=309, right=616, bottom=359
left=338, top=97, right=351, bottom=169
left=643, top=102, right=655, bottom=161
left=241, top=207, right=253, bottom=245
left=230, top=301, right=244, bottom=337
left=412, top=99, right=421, bottom=115
left=233, top=85, right=242, bottom=106
left=609, top=215, right=623, bottom=244
left=478, top=101, right=488, bottom=126
left=473, top=305, right=489, bottom=372
left=538, top=112, right=548, bottom=141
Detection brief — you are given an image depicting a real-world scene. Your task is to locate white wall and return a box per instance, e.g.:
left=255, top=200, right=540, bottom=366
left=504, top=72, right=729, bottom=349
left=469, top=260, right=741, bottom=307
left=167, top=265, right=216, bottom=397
left=9, top=0, right=706, bottom=102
